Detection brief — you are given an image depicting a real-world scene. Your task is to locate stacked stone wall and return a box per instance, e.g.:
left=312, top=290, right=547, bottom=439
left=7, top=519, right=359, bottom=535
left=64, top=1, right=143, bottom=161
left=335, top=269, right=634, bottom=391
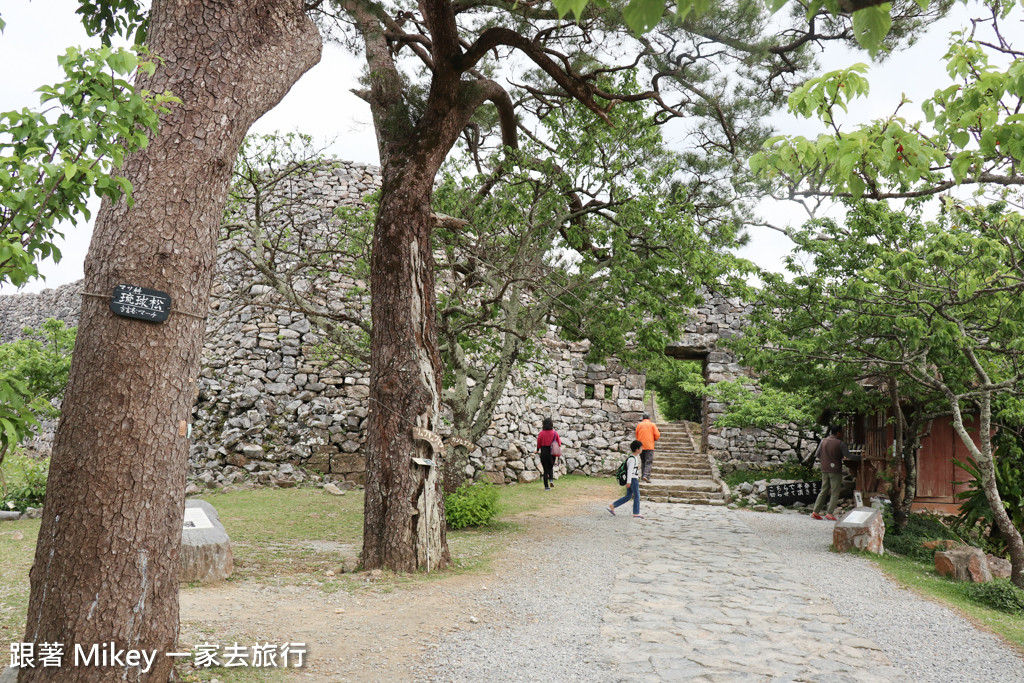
left=668, top=290, right=815, bottom=470
left=0, top=160, right=644, bottom=488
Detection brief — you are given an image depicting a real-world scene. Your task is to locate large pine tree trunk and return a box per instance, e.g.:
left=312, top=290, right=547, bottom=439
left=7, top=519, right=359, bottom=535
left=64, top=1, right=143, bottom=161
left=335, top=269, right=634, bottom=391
left=362, top=158, right=451, bottom=571
left=20, top=2, right=320, bottom=681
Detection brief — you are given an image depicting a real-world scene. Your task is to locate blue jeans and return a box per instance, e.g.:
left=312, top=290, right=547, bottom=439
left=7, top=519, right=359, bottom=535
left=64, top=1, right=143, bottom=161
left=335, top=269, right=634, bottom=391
left=613, top=478, right=640, bottom=515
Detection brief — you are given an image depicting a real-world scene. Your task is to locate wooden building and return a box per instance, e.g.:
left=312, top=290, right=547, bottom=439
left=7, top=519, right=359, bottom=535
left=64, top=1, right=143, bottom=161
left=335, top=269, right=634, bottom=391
left=842, top=412, right=981, bottom=514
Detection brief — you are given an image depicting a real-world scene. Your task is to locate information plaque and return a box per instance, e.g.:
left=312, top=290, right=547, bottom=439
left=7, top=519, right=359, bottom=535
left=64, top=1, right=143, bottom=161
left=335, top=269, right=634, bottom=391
left=765, top=480, right=822, bottom=506
left=110, top=284, right=171, bottom=323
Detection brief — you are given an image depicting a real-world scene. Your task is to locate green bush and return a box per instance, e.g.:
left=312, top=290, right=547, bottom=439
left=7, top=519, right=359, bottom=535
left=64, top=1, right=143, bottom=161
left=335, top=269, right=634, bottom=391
left=445, top=482, right=499, bottom=529
left=883, top=510, right=960, bottom=562
left=953, top=439, right=1024, bottom=557
left=1, top=452, right=49, bottom=512
left=961, top=580, right=1024, bottom=616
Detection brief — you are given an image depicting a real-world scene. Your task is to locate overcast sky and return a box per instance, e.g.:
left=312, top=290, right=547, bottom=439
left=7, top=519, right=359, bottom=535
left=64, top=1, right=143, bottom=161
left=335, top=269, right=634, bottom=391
left=0, top=0, right=976, bottom=294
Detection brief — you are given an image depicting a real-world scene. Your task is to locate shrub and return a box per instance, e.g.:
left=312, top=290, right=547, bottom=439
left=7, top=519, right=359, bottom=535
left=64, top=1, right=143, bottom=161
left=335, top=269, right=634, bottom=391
left=1, top=452, right=49, bottom=512
left=884, top=510, right=960, bottom=562
left=961, top=580, right=1024, bottom=616
left=445, top=482, right=499, bottom=529
left=953, top=439, right=1024, bottom=556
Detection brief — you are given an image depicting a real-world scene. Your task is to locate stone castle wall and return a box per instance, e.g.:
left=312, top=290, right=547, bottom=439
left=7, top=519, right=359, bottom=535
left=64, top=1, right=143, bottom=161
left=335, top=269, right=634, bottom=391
left=0, top=161, right=644, bottom=489
left=667, top=291, right=813, bottom=470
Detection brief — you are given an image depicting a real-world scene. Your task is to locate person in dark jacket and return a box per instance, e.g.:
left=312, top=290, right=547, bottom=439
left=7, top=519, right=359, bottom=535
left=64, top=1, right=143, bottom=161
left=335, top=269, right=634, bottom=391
left=811, top=424, right=851, bottom=521
left=536, top=417, right=562, bottom=491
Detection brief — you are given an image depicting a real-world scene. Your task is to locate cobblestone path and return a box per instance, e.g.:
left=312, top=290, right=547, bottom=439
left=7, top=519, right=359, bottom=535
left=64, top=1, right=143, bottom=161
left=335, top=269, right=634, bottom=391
left=601, top=504, right=908, bottom=682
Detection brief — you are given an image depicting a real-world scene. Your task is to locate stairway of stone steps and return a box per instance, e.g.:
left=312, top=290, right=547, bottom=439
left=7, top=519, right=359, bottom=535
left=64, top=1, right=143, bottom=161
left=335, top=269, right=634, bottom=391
left=639, top=421, right=727, bottom=506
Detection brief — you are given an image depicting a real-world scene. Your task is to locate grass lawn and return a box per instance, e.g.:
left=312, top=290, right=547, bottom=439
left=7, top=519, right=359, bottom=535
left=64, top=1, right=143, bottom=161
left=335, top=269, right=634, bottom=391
left=0, top=475, right=619, bottom=680
left=0, top=517, right=39, bottom=644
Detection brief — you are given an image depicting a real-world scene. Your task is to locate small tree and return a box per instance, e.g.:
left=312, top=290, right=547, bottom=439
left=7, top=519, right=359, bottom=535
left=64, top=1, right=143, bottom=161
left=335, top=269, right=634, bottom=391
left=706, top=380, right=825, bottom=466
left=733, top=200, right=1024, bottom=587
left=222, top=106, right=751, bottom=492
left=750, top=4, right=1024, bottom=586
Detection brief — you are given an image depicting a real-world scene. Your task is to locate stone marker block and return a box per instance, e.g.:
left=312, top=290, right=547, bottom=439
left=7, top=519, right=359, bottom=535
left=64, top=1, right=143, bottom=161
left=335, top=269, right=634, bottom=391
left=180, top=499, right=233, bottom=583
left=0, top=511, right=22, bottom=521
left=833, top=507, right=885, bottom=555
left=1, top=666, right=17, bottom=683
left=935, top=546, right=992, bottom=583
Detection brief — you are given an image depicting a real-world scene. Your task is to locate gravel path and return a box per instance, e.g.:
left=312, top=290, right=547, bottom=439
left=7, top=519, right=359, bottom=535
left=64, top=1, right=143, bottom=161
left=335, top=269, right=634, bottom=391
left=423, top=509, right=625, bottom=682
left=425, top=503, right=1024, bottom=683
left=742, top=509, right=1024, bottom=683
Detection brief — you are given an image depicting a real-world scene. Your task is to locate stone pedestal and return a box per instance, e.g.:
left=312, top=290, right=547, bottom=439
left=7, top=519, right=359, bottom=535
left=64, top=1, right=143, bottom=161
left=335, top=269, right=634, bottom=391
left=832, top=507, right=885, bottom=554
left=180, top=499, right=233, bottom=583
left=935, top=546, right=992, bottom=583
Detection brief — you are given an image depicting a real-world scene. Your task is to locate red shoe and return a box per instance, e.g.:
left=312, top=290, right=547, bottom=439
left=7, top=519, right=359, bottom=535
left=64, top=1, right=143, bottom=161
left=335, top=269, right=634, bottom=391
left=825, top=514, right=837, bottom=521
left=810, top=512, right=824, bottom=520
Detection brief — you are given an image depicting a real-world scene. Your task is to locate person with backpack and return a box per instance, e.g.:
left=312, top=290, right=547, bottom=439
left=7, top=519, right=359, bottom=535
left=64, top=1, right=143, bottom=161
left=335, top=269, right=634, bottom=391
left=608, top=439, right=644, bottom=519
left=536, top=417, right=562, bottom=491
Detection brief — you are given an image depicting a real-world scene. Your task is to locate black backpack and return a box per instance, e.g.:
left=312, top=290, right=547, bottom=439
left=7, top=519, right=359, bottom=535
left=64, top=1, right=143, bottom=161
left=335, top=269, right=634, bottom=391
left=616, top=455, right=632, bottom=486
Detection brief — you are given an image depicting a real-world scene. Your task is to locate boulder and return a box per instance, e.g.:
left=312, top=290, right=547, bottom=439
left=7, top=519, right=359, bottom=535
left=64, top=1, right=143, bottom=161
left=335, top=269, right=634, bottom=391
left=518, top=470, right=540, bottom=483
left=323, top=483, right=345, bottom=496
left=0, top=511, right=21, bottom=521
left=833, top=507, right=885, bottom=555
left=935, top=546, right=992, bottom=583
left=922, top=539, right=957, bottom=551
left=180, top=499, right=233, bottom=584
left=986, top=554, right=1012, bottom=580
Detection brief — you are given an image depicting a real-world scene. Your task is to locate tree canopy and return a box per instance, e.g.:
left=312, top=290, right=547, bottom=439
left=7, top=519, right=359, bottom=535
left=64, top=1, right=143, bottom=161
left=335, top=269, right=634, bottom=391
left=734, top=196, right=1024, bottom=583
left=752, top=1, right=1024, bottom=204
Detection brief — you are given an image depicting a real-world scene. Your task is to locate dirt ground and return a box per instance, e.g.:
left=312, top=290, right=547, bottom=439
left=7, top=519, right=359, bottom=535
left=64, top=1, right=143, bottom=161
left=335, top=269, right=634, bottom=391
left=179, top=489, right=609, bottom=682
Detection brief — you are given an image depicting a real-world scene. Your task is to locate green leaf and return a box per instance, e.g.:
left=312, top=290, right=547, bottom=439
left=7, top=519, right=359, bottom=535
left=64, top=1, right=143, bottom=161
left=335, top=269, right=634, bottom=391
left=951, top=130, right=969, bottom=149
left=852, top=4, right=892, bottom=57
left=623, top=0, right=666, bottom=33
left=848, top=174, right=866, bottom=199
left=551, top=0, right=589, bottom=19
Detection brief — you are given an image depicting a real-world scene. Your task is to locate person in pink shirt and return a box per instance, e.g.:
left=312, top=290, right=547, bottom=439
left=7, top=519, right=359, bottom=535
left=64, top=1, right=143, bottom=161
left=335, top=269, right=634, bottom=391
left=536, top=417, right=562, bottom=491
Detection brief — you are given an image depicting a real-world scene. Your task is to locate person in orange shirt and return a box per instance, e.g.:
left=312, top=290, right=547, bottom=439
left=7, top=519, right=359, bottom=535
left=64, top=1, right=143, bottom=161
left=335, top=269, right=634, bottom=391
left=635, top=412, right=660, bottom=483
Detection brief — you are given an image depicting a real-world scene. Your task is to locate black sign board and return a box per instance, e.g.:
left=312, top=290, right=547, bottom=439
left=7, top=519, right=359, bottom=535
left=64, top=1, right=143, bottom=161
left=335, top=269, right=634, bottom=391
left=109, top=284, right=171, bottom=323
left=766, top=480, right=822, bottom=506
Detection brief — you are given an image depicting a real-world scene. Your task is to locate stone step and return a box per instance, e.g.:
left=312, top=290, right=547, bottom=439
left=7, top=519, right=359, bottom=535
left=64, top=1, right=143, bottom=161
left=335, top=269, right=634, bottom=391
left=651, top=469, right=711, bottom=478
left=643, top=492, right=727, bottom=505
left=641, top=480, right=721, bottom=494
left=651, top=458, right=711, bottom=467
left=650, top=459, right=709, bottom=469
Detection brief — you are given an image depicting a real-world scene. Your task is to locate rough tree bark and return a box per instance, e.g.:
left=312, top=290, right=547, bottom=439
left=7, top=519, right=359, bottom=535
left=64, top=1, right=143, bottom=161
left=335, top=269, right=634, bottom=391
left=20, top=2, right=320, bottom=681
left=362, top=155, right=453, bottom=571
left=353, top=0, right=482, bottom=571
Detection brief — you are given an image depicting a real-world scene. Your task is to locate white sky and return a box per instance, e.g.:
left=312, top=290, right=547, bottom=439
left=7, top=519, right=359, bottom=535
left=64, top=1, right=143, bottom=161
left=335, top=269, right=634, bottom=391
left=0, top=0, right=977, bottom=294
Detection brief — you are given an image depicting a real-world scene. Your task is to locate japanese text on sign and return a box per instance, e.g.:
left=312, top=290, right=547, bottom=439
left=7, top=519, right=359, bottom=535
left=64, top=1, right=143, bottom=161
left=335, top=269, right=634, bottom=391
left=109, top=284, right=172, bottom=323
left=765, top=480, right=822, bottom=506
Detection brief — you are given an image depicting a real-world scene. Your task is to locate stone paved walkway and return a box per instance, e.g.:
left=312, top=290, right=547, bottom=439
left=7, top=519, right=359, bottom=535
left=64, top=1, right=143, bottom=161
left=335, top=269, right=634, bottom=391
left=601, top=504, right=908, bottom=682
